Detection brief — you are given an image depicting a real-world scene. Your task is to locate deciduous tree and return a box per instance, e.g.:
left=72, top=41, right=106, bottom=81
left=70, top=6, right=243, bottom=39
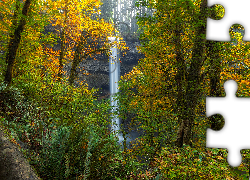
left=4, top=0, right=32, bottom=85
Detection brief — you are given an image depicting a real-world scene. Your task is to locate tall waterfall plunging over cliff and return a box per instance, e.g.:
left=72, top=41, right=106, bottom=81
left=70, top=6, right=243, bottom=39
left=109, top=37, right=123, bottom=143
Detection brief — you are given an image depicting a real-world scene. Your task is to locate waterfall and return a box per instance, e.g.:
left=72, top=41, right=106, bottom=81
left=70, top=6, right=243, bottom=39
left=109, top=37, right=124, bottom=144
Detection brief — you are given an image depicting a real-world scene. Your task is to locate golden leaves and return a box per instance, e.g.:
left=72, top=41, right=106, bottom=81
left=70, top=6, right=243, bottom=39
left=41, top=0, right=121, bottom=81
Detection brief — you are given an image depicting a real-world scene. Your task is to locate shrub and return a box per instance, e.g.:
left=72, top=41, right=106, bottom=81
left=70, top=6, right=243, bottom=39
left=0, top=82, right=26, bottom=123
left=33, top=123, right=141, bottom=179
left=155, top=145, right=248, bottom=179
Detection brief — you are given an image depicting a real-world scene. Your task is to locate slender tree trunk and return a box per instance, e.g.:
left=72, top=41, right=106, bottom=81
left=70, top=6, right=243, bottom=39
left=174, top=24, right=187, bottom=148
left=208, top=42, right=221, bottom=96
left=58, top=2, right=68, bottom=81
left=207, top=41, right=224, bottom=130
left=68, top=31, right=108, bottom=86
left=174, top=24, right=187, bottom=129
left=58, top=27, right=65, bottom=81
left=175, top=0, right=207, bottom=147
left=12, top=0, right=21, bottom=28
left=4, top=0, right=32, bottom=86
left=68, top=44, right=82, bottom=86
left=68, top=30, right=86, bottom=86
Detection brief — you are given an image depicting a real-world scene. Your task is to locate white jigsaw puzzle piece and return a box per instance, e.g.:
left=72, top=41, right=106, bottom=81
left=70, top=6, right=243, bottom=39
left=206, top=80, right=250, bottom=167
left=207, top=0, right=250, bottom=41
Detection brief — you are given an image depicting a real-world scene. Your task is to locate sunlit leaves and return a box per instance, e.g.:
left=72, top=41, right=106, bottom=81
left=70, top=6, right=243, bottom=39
left=41, top=0, right=127, bottom=81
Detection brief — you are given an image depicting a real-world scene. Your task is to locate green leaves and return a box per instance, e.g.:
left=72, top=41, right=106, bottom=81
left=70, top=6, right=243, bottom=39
left=155, top=146, right=237, bottom=179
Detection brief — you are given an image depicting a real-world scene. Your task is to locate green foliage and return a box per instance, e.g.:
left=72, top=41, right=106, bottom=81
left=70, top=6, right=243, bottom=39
left=25, top=120, right=141, bottom=179
left=155, top=145, right=248, bottom=179
left=114, top=0, right=250, bottom=178
left=0, top=73, right=146, bottom=179
left=0, top=82, right=27, bottom=124
left=37, top=125, right=72, bottom=179
left=1, top=0, right=250, bottom=179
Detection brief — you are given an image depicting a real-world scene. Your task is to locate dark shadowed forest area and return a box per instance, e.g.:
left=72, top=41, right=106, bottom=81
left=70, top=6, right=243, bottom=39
left=1, top=0, right=250, bottom=179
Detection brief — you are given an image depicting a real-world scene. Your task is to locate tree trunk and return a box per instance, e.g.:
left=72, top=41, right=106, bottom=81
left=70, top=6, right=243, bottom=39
left=4, top=0, right=32, bottom=86
left=208, top=42, right=221, bottom=97
left=68, top=44, right=82, bottom=85
left=207, top=41, right=224, bottom=130
left=174, top=23, right=187, bottom=127
left=68, top=30, right=86, bottom=86
left=175, top=0, right=207, bottom=147
left=174, top=24, right=188, bottom=148
left=58, top=3, right=68, bottom=81
left=68, top=31, right=108, bottom=86
left=58, top=28, right=66, bottom=81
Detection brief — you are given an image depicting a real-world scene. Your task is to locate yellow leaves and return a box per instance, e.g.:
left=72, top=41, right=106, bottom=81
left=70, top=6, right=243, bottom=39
left=123, top=66, right=143, bottom=83
left=216, top=156, right=224, bottom=160
left=39, top=0, right=119, bottom=81
left=241, top=80, right=250, bottom=86
left=0, top=0, right=16, bottom=39
left=129, top=99, right=139, bottom=109
left=48, top=0, right=103, bottom=33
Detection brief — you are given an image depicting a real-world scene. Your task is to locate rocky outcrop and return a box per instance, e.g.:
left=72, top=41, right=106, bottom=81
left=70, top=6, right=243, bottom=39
left=0, top=128, right=41, bottom=180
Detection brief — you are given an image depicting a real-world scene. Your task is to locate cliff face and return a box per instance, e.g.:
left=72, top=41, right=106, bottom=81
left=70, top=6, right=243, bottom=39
left=73, top=39, right=144, bottom=101
left=73, top=39, right=145, bottom=146
left=44, top=24, right=144, bottom=101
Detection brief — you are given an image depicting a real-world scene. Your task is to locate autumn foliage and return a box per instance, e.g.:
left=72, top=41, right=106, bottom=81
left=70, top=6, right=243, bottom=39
left=1, top=0, right=250, bottom=179
left=116, top=0, right=250, bottom=179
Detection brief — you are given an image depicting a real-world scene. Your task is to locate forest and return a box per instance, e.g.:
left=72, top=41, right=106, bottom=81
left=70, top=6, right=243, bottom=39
left=1, top=0, right=250, bottom=179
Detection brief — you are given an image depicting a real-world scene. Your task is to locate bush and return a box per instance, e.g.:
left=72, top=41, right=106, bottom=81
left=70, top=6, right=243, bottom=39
left=32, top=123, right=141, bottom=179
left=0, top=77, right=145, bottom=179
left=0, top=68, right=153, bottom=179
left=0, top=82, right=26, bottom=123
left=155, top=145, right=248, bottom=179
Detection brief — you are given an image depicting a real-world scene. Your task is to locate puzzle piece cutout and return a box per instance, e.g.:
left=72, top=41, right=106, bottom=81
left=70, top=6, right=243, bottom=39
left=206, top=80, right=250, bottom=167
left=207, top=0, right=250, bottom=41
